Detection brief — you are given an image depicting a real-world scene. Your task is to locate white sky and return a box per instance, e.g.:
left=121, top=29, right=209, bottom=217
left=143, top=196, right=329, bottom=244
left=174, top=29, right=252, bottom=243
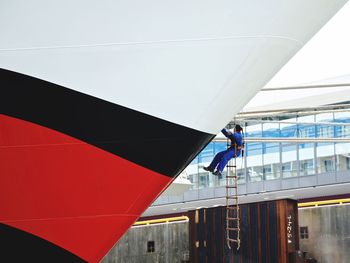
left=245, top=2, right=350, bottom=110
left=266, top=1, right=350, bottom=88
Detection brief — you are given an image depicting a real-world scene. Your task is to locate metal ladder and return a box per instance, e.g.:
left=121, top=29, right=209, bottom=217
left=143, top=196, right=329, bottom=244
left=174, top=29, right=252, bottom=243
left=225, top=129, right=240, bottom=250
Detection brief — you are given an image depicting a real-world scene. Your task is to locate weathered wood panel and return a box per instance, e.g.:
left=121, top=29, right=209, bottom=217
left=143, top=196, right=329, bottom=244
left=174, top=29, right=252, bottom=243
left=189, top=199, right=299, bottom=263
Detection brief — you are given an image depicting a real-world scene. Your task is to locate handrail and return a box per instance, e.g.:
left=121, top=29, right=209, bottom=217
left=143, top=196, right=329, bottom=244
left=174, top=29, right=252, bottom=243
left=213, top=137, right=350, bottom=143
left=133, top=216, right=189, bottom=226
left=261, top=83, right=350, bottom=91
left=298, top=198, right=350, bottom=208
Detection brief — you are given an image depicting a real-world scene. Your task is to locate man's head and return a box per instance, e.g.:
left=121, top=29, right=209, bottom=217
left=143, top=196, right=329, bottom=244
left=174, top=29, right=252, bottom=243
left=235, top=124, right=243, bottom=132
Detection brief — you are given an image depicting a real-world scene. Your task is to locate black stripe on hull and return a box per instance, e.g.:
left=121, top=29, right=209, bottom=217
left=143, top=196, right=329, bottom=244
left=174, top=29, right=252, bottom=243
left=0, top=68, right=214, bottom=177
left=0, top=223, right=85, bottom=263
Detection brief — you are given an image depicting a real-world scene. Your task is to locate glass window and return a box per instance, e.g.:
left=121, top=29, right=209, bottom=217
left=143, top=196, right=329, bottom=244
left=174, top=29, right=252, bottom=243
left=300, top=227, right=309, bottom=239
left=147, top=241, right=155, bottom=253
left=187, top=167, right=198, bottom=190
left=198, top=172, right=210, bottom=189
left=316, top=113, right=334, bottom=139
left=335, top=143, right=350, bottom=172
left=223, top=160, right=243, bottom=186
left=264, top=143, right=280, bottom=154
left=297, top=115, right=316, bottom=139
left=248, top=166, right=263, bottom=182
left=247, top=154, right=263, bottom=182
left=334, top=111, right=350, bottom=138
left=191, top=156, right=198, bottom=165
left=316, top=113, right=334, bottom=122
left=245, top=123, right=262, bottom=138
left=324, top=160, right=334, bottom=172
left=214, top=171, right=226, bottom=187
left=300, top=160, right=315, bottom=176
left=317, top=125, right=334, bottom=138
left=282, top=162, right=292, bottom=177
left=263, top=143, right=280, bottom=180
left=245, top=123, right=263, bottom=181
left=263, top=164, right=277, bottom=180
left=280, top=117, right=297, bottom=138
left=335, top=125, right=350, bottom=138
left=298, top=124, right=316, bottom=139
left=316, top=143, right=335, bottom=173
left=245, top=124, right=263, bottom=156
left=235, top=156, right=246, bottom=184
left=198, top=143, right=214, bottom=163
left=246, top=142, right=263, bottom=156
left=236, top=169, right=246, bottom=184
left=282, top=143, right=297, bottom=178
left=214, top=142, right=226, bottom=154
left=263, top=122, right=280, bottom=138
left=262, top=122, right=280, bottom=156
left=299, top=143, right=315, bottom=176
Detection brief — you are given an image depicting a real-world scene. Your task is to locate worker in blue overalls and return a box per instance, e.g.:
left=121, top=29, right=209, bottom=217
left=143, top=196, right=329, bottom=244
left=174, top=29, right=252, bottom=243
left=204, top=124, right=243, bottom=176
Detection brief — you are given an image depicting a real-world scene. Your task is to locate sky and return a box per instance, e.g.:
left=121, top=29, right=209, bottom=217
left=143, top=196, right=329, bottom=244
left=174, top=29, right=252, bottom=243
left=266, top=1, right=350, bottom=88
left=245, top=1, right=350, bottom=110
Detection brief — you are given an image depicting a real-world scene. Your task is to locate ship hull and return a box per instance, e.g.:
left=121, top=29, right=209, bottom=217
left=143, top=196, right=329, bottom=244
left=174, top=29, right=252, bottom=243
left=0, top=69, right=212, bottom=262
left=0, top=0, right=348, bottom=262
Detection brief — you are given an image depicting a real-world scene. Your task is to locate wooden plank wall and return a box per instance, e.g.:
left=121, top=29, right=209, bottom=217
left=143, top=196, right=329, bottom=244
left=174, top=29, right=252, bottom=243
left=189, top=199, right=299, bottom=263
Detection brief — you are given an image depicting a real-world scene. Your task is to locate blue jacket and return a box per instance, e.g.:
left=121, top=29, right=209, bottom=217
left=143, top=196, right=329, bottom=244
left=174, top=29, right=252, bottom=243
left=221, top=128, right=243, bottom=153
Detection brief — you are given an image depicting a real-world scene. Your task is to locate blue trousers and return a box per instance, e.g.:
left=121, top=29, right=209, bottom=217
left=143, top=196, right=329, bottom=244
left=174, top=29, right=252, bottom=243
left=209, top=148, right=240, bottom=172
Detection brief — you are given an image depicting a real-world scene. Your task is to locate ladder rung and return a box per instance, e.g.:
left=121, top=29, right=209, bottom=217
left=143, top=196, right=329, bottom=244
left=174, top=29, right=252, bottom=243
left=226, top=206, right=239, bottom=210
left=227, top=227, right=240, bottom=231
left=226, top=217, right=239, bottom=221
left=225, top=146, right=240, bottom=249
left=227, top=238, right=240, bottom=243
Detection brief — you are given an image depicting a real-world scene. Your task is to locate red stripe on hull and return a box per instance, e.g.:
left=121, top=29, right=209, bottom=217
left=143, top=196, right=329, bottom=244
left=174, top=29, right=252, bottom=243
left=0, top=114, right=172, bottom=262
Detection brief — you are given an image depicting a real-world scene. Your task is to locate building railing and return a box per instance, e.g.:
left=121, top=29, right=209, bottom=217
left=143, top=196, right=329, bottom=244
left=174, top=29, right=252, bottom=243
left=185, top=110, right=350, bottom=190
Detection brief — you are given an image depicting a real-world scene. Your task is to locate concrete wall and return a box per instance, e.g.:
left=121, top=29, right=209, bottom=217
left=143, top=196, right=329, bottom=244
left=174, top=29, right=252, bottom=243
left=299, top=204, right=350, bottom=263
left=102, top=221, right=189, bottom=263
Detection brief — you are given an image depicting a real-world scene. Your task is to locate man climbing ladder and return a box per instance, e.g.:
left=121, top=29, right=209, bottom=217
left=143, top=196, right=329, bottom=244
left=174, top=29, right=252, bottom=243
left=203, top=124, right=243, bottom=176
